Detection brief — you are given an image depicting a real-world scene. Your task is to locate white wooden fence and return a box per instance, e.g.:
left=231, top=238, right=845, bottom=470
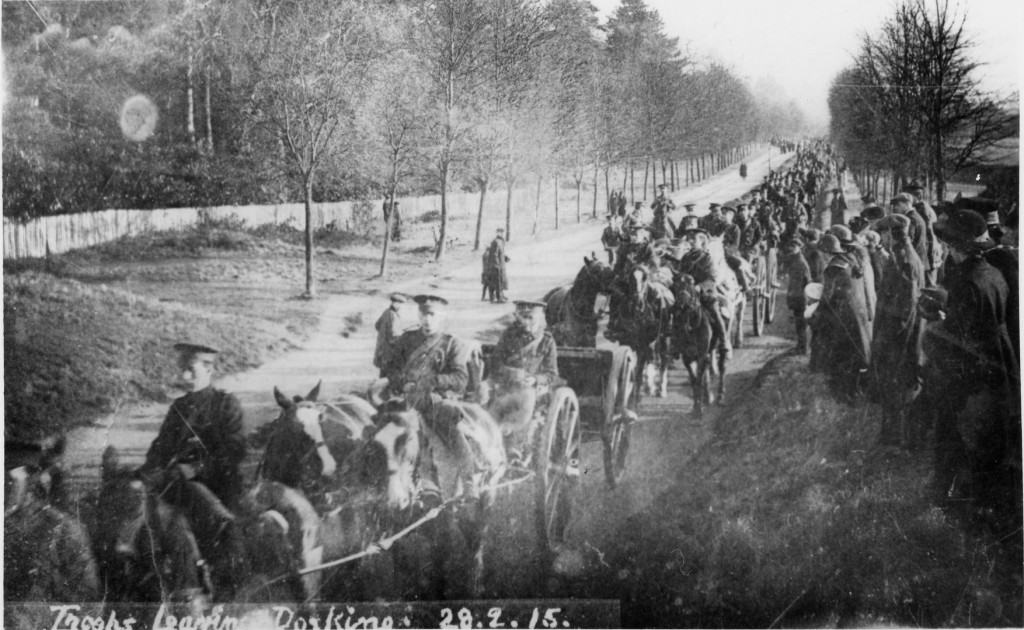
left=2, top=187, right=581, bottom=259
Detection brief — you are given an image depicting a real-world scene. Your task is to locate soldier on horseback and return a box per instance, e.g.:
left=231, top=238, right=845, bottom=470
left=383, top=294, right=473, bottom=497
left=676, top=216, right=732, bottom=359
left=487, top=300, right=559, bottom=463
left=138, top=342, right=248, bottom=597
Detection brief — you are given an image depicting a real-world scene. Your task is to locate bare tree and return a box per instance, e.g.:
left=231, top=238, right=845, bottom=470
left=238, top=0, right=381, bottom=297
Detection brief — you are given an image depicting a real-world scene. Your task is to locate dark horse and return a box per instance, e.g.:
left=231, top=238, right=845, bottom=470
left=669, top=273, right=728, bottom=416
left=608, top=258, right=676, bottom=403
left=94, top=446, right=308, bottom=609
left=544, top=254, right=616, bottom=347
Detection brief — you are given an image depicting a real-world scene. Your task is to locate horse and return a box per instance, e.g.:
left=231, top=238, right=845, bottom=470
left=258, top=383, right=505, bottom=600
left=544, top=254, right=616, bottom=347
left=5, top=441, right=100, bottom=604
left=668, top=272, right=727, bottom=416
left=653, top=237, right=742, bottom=410
left=608, top=255, right=675, bottom=402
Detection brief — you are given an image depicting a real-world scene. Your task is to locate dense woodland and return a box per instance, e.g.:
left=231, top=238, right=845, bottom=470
left=2, top=0, right=805, bottom=231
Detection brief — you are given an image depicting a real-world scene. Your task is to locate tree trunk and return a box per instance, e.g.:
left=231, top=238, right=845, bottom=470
left=436, top=162, right=449, bottom=260
left=643, top=159, right=650, bottom=200
left=473, top=178, right=488, bottom=251
left=554, top=174, right=559, bottom=230
left=621, top=166, right=627, bottom=199
left=186, top=45, right=197, bottom=147
left=593, top=166, right=600, bottom=219
left=532, top=174, right=542, bottom=235
left=203, top=64, right=214, bottom=154
left=505, top=180, right=515, bottom=241
left=622, top=163, right=630, bottom=203
left=575, top=176, right=583, bottom=223
left=303, top=176, right=315, bottom=298
left=379, top=160, right=400, bottom=277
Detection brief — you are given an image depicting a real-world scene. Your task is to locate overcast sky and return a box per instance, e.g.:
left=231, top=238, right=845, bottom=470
left=590, top=0, right=1022, bottom=129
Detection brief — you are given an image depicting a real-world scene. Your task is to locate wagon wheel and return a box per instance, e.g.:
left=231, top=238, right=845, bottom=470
left=603, top=347, right=636, bottom=488
left=534, top=386, right=580, bottom=552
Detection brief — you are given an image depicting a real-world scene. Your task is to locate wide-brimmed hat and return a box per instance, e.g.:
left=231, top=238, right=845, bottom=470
left=829, top=224, right=854, bottom=243
left=934, top=209, right=989, bottom=245
left=874, top=213, right=910, bottom=233
left=860, top=205, right=885, bottom=221
left=818, top=234, right=844, bottom=254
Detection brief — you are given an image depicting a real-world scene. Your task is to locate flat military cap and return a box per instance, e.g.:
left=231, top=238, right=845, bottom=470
left=174, top=342, right=219, bottom=356
left=735, top=202, right=748, bottom=210
left=634, top=201, right=643, bottom=207
left=389, top=292, right=408, bottom=303
left=891, top=192, right=914, bottom=205
left=721, top=205, right=736, bottom=214
left=514, top=300, right=546, bottom=310
left=683, top=203, right=696, bottom=210
left=708, top=202, right=721, bottom=210
left=680, top=216, right=708, bottom=235
left=902, top=180, right=925, bottom=193
left=413, top=294, right=449, bottom=306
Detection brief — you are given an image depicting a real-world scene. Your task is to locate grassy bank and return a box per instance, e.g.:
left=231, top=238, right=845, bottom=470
left=3, top=271, right=304, bottom=440
left=591, top=353, right=1022, bottom=628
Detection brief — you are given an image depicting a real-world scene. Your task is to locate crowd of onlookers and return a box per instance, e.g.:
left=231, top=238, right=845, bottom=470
left=772, top=146, right=1019, bottom=523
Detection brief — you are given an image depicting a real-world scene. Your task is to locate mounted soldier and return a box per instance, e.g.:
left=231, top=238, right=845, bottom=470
left=137, top=342, right=248, bottom=597
left=486, top=300, right=559, bottom=462
left=698, top=202, right=723, bottom=234
left=676, top=216, right=732, bottom=359
left=383, top=294, right=473, bottom=494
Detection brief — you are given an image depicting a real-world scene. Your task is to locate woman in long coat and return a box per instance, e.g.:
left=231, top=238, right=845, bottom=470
left=871, top=214, right=925, bottom=446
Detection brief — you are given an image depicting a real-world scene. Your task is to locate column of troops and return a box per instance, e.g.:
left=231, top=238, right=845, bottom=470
left=602, top=139, right=1020, bottom=524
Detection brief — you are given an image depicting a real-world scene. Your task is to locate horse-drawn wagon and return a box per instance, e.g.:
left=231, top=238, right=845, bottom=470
left=479, top=342, right=637, bottom=551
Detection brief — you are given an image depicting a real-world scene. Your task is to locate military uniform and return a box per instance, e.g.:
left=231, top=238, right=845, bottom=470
left=141, top=386, right=246, bottom=510
left=488, top=321, right=559, bottom=448
left=140, top=383, right=247, bottom=595
left=385, top=329, right=471, bottom=406
left=926, top=250, right=1018, bottom=506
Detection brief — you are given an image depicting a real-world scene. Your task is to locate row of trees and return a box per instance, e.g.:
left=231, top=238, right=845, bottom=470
left=827, top=0, right=1017, bottom=204
left=3, top=0, right=806, bottom=294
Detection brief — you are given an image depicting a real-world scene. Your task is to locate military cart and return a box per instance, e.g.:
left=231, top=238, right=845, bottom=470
left=480, top=344, right=637, bottom=550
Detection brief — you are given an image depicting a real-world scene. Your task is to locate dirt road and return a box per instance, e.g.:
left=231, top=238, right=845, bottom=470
left=66, top=146, right=797, bottom=598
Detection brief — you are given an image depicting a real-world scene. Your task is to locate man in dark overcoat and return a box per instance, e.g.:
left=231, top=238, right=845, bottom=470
left=922, top=210, right=1019, bottom=513
left=483, top=228, right=510, bottom=303
left=871, top=214, right=925, bottom=447
left=811, top=234, right=872, bottom=399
